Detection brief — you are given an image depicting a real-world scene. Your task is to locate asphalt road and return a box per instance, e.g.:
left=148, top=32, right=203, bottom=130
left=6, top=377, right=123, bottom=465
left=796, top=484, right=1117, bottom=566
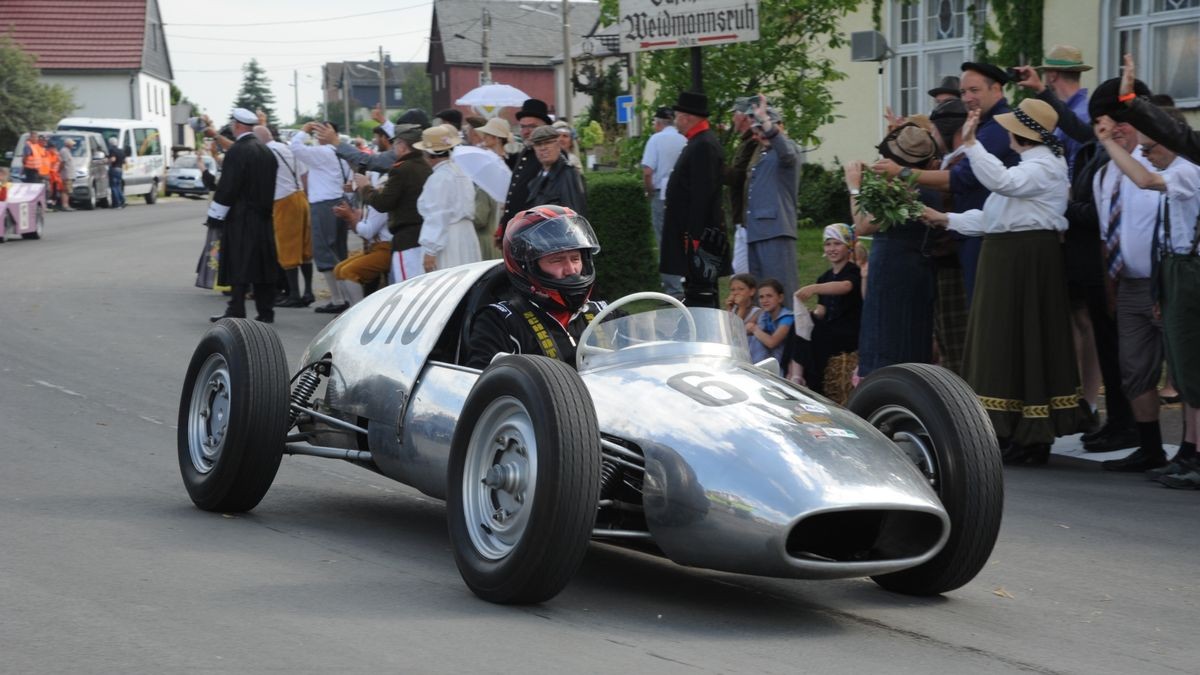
left=1, top=198, right=1195, bottom=674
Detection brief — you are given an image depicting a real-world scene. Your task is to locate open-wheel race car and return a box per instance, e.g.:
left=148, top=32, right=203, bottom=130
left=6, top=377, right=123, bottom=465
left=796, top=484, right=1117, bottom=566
left=178, top=261, right=1004, bottom=604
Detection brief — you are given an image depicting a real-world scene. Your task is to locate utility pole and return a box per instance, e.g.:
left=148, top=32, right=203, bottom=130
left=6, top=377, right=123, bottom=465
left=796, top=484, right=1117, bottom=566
left=561, top=0, right=572, bottom=122
left=342, top=62, right=351, bottom=133
left=378, top=46, right=387, bottom=116
left=481, top=8, right=492, bottom=84
left=293, top=70, right=300, bottom=124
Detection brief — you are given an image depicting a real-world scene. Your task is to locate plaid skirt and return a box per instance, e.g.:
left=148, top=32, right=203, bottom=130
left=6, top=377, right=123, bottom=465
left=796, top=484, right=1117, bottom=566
left=962, top=230, right=1088, bottom=445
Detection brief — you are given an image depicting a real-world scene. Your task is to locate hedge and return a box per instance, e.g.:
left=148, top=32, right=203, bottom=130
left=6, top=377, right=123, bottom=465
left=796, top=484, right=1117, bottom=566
left=797, top=162, right=852, bottom=229
left=583, top=172, right=660, bottom=299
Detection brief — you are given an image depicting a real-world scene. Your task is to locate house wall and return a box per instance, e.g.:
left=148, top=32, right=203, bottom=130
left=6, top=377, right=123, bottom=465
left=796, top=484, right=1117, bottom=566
left=136, top=72, right=174, bottom=164
left=42, top=73, right=135, bottom=119
left=446, top=65, right=557, bottom=119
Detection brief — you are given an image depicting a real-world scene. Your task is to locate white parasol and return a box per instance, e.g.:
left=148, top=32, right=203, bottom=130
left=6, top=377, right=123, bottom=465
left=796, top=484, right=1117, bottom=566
left=456, top=83, right=530, bottom=109
left=451, top=145, right=512, bottom=202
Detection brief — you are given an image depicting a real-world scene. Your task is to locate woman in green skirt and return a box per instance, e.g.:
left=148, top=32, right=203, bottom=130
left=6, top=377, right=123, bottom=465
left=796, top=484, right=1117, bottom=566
left=923, top=98, right=1089, bottom=463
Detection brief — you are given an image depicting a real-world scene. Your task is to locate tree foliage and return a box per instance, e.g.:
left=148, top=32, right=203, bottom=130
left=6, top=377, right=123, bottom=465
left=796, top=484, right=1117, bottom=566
left=401, top=65, right=432, bottom=115
left=0, top=34, right=77, bottom=150
left=232, top=58, right=277, bottom=121
left=614, top=0, right=861, bottom=148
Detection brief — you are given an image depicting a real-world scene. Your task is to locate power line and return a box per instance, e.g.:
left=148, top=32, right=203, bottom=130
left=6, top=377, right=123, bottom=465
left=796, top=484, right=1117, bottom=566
left=167, top=3, right=432, bottom=28
left=167, top=29, right=424, bottom=44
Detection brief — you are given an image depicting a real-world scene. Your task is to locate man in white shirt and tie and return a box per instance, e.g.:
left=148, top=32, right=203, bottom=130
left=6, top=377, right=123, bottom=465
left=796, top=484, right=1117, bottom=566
left=292, top=121, right=354, bottom=313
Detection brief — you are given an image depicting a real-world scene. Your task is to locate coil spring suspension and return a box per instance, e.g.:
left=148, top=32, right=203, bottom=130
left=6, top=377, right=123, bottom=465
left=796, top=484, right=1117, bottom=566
left=599, top=459, right=619, bottom=499
left=288, top=365, right=324, bottom=427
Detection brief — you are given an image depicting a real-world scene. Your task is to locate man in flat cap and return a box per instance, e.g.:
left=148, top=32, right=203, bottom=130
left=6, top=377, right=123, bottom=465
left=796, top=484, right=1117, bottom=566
left=499, top=98, right=556, bottom=240
left=523, top=125, right=586, bottom=215
left=724, top=94, right=759, bottom=273
left=207, top=108, right=280, bottom=323
left=641, top=106, right=687, bottom=297
left=663, top=90, right=727, bottom=308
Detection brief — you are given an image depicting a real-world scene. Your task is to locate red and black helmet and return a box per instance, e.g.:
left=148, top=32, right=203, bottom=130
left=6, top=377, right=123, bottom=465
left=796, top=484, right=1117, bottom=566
left=503, top=205, right=600, bottom=313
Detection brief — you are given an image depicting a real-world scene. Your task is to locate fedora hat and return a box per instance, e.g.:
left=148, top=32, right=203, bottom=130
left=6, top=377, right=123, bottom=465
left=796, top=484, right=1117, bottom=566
left=928, top=75, right=961, bottom=98
left=877, top=124, right=937, bottom=167
left=1037, top=44, right=1092, bottom=72
left=515, top=98, right=553, bottom=125
left=995, top=98, right=1059, bottom=143
left=476, top=117, right=513, bottom=141
left=413, top=124, right=462, bottom=153
left=1089, top=76, right=1152, bottom=122
left=672, top=90, right=710, bottom=117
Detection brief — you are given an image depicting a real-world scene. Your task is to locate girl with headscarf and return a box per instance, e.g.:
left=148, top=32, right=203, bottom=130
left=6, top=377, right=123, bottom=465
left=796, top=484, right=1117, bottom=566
left=923, top=100, right=1089, bottom=464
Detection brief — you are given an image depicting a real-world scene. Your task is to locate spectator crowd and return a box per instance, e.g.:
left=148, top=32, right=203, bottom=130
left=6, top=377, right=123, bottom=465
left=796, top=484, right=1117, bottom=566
left=188, top=46, right=1199, bottom=490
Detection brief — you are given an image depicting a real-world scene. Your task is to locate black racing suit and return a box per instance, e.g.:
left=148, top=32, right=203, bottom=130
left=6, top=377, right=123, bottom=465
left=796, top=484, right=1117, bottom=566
left=465, top=294, right=607, bottom=370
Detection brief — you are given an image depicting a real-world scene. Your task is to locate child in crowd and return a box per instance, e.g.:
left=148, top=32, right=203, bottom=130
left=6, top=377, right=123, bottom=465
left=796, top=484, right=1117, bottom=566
left=747, top=278, right=793, bottom=375
left=725, top=273, right=761, bottom=325
left=788, top=223, right=863, bottom=404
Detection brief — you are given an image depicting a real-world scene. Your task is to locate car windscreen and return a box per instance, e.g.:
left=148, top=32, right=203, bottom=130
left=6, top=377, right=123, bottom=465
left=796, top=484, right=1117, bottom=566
left=47, top=135, right=90, bottom=158
left=578, top=306, right=752, bottom=371
left=173, top=156, right=204, bottom=169
left=58, top=126, right=123, bottom=153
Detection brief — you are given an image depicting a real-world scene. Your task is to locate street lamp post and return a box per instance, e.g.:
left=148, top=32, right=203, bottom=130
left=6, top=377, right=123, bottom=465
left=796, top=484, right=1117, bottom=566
left=519, top=2, right=572, bottom=122
left=454, top=7, right=492, bottom=86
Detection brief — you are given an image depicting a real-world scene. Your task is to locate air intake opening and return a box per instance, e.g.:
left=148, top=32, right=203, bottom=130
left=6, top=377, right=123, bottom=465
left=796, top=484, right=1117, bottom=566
left=786, top=510, right=944, bottom=562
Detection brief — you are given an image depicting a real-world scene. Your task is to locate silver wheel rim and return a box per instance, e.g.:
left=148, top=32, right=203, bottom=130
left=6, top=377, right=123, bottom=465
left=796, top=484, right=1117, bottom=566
left=462, top=396, right=537, bottom=560
left=868, top=405, right=939, bottom=489
left=188, top=353, right=232, bottom=474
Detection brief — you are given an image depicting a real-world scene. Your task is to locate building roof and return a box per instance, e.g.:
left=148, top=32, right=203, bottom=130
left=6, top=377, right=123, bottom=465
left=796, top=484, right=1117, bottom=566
left=433, top=0, right=602, bottom=68
left=325, top=61, right=423, bottom=87
left=2, top=0, right=169, bottom=76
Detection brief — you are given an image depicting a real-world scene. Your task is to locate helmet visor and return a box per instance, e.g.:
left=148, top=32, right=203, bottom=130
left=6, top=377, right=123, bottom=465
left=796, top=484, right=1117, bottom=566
left=507, top=212, right=600, bottom=264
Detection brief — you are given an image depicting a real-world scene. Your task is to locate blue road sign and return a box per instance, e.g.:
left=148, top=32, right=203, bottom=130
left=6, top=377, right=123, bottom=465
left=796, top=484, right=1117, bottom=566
left=616, top=94, right=634, bottom=124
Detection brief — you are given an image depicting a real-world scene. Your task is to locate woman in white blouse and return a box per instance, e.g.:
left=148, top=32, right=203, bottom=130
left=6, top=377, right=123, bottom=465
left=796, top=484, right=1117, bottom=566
left=414, top=125, right=482, bottom=272
left=923, top=98, right=1088, bottom=465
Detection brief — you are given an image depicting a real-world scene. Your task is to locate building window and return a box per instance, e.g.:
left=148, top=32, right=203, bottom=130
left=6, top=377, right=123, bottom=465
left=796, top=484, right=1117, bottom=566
left=889, top=0, right=987, bottom=117
left=1105, top=0, right=1200, bottom=105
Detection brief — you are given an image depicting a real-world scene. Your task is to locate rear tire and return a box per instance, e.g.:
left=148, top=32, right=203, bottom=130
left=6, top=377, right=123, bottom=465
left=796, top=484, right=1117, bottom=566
left=847, top=363, right=1003, bottom=596
left=81, top=186, right=97, bottom=210
left=447, top=355, right=601, bottom=604
left=145, top=179, right=158, bottom=204
left=177, top=318, right=289, bottom=512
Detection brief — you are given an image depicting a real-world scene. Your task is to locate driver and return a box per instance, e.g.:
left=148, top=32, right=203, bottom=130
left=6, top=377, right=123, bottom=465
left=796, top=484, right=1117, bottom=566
left=466, top=205, right=607, bottom=369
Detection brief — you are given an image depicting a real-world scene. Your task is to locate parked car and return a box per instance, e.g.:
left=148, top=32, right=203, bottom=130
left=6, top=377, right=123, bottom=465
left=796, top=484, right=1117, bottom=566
left=57, top=117, right=167, bottom=204
left=6, top=131, right=113, bottom=210
left=165, top=154, right=218, bottom=198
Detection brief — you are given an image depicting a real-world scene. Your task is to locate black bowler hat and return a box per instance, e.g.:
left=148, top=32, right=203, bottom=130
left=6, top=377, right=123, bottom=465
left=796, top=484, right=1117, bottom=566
left=961, top=61, right=1010, bottom=85
left=515, top=98, right=553, bottom=125
left=395, top=108, right=431, bottom=129
left=672, top=90, right=710, bottom=117
left=1089, top=77, right=1152, bottom=123
left=928, top=75, right=961, bottom=98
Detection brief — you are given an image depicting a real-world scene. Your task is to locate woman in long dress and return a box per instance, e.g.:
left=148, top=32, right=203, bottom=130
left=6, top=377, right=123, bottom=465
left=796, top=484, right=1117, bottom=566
left=415, top=125, right=481, bottom=272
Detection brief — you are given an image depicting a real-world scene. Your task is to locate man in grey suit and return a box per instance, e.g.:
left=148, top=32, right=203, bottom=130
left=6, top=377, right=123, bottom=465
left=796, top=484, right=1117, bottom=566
left=743, top=95, right=800, bottom=299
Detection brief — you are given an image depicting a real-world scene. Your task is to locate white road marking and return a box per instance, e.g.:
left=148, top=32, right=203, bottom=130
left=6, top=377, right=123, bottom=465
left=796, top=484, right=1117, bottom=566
left=33, top=380, right=84, bottom=397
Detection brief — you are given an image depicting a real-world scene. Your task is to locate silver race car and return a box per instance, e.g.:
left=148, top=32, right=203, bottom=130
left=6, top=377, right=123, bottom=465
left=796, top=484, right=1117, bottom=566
left=178, top=261, right=1003, bottom=604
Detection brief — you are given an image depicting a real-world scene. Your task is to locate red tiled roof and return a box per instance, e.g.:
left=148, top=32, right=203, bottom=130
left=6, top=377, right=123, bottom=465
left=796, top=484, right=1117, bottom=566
left=2, top=0, right=149, bottom=70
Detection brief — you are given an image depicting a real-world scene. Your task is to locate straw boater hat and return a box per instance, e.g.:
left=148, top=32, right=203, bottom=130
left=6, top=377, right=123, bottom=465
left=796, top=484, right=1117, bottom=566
left=476, top=117, right=513, bottom=142
left=995, top=99, right=1061, bottom=154
left=1037, top=45, right=1092, bottom=72
left=413, top=124, right=462, bottom=153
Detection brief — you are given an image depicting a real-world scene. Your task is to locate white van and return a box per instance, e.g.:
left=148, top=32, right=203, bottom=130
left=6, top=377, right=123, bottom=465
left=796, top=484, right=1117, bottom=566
left=56, top=118, right=167, bottom=204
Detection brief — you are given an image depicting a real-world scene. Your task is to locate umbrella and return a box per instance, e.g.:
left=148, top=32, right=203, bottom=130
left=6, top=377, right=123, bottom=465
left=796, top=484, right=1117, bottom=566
left=456, top=83, right=530, bottom=108
left=451, top=145, right=512, bottom=202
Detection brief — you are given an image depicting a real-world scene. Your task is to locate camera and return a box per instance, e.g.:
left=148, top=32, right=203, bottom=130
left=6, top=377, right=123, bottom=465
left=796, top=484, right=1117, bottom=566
left=187, top=116, right=207, bottom=133
left=1005, top=67, right=1021, bottom=82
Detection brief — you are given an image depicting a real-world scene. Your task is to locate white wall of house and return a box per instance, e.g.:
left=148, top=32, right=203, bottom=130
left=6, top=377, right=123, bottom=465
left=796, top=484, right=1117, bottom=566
left=42, top=72, right=136, bottom=119
left=807, top=7, right=884, bottom=167
left=136, top=72, right=174, bottom=164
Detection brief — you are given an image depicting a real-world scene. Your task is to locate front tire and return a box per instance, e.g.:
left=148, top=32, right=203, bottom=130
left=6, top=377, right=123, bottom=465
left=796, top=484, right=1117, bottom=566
left=82, top=185, right=97, bottom=210
left=448, top=355, right=601, bottom=604
left=177, top=318, right=288, bottom=512
left=145, top=179, right=159, bottom=204
left=848, top=363, right=1003, bottom=596
left=21, top=206, right=43, bottom=240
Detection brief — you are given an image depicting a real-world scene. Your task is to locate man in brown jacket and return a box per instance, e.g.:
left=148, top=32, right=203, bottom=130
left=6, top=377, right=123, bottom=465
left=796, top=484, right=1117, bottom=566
left=352, top=124, right=433, bottom=281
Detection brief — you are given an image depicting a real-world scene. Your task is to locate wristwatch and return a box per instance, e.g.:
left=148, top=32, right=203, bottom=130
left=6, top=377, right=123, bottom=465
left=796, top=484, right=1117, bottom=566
left=898, top=167, right=914, bottom=180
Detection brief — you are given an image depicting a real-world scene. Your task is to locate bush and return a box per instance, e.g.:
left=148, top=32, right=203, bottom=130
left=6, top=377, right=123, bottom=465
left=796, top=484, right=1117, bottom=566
left=583, top=172, right=660, bottom=299
left=797, top=162, right=852, bottom=229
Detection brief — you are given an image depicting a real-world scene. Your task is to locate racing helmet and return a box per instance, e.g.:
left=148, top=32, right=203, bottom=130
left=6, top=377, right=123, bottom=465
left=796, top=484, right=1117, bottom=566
left=503, top=205, right=601, bottom=313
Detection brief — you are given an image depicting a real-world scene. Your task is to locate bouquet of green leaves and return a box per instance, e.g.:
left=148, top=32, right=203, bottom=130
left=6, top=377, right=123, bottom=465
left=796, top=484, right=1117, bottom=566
left=854, top=170, right=923, bottom=231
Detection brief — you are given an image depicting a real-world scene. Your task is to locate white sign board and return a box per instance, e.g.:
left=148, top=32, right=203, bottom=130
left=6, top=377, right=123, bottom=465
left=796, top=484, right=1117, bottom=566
left=618, top=0, right=760, bottom=54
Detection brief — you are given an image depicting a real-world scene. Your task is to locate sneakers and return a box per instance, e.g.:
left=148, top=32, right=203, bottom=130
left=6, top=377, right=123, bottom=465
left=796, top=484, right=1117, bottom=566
left=1145, top=456, right=1200, bottom=480
left=1158, top=469, right=1200, bottom=489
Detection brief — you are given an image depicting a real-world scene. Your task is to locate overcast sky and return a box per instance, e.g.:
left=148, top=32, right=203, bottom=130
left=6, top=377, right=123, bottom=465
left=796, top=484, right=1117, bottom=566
left=159, top=0, right=436, bottom=122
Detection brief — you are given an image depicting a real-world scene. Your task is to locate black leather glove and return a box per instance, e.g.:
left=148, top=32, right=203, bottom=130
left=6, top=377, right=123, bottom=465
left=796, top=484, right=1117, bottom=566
left=688, top=226, right=727, bottom=287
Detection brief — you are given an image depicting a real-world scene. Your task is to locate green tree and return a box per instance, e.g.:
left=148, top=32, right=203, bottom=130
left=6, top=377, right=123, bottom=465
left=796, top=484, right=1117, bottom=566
left=401, top=65, right=432, bottom=115
left=0, top=34, right=76, bottom=150
left=169, top=82, right=199, bottom=116
left=232, top=58, right=277, bottom=121
left=610, top=0, right=861, bottom=148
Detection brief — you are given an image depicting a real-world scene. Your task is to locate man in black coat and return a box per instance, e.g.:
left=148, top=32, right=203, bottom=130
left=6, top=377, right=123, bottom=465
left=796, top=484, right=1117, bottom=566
left=207, top=108, right=280, bottom=323
left=499, top=99, right=554, bottom=240
left=662, top=90, right=727, bottom=308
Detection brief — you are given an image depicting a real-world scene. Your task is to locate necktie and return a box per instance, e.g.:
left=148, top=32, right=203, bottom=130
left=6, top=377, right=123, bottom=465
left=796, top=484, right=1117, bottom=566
left=1106, top=175, right=1124, bottom=280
